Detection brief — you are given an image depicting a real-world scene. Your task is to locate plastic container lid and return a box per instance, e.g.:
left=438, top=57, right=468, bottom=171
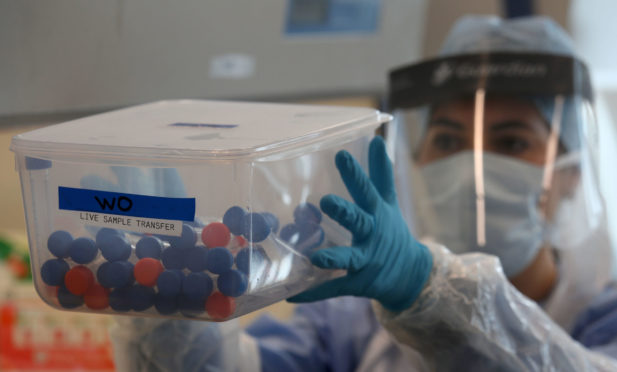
left=10, top=100, right=391, bottom=161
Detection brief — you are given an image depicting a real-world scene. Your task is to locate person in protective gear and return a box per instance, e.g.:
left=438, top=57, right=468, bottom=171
left=111, top=16, right=617, bottom=371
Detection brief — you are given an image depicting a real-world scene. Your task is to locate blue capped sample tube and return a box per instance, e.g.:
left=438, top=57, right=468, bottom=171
left=41, top=258, right=70, bottom=286
left=69, top=237, right=99, bottom=264
left=47, top=230, right=73, bottom=258
left=218, top=269, right=248, bottom=297
left=205, top=247, right=233, bottom=275
left=136, top=236, right=164, bottom=259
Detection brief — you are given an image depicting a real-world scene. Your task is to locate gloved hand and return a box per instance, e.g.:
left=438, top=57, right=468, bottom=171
left=288, top=136, right=433, bottom=312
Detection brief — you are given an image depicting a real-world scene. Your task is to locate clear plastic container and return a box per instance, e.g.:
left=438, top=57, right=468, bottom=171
left=10, top=100, right=389, bottom=321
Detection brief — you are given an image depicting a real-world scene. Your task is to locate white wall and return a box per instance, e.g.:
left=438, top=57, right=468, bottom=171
left=0, top=0, right=427, bottom=117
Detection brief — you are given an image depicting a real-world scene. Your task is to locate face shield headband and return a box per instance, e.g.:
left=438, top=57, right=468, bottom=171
left=388, top=52, right=592, bottom=111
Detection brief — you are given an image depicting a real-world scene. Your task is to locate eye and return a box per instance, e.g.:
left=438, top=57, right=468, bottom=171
left=494, top=135, right=530, bottom=155
left=431, top=133, right=465, bottom=153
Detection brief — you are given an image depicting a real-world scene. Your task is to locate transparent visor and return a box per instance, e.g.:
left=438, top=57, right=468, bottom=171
left=386, top=91, right=607, bottom=277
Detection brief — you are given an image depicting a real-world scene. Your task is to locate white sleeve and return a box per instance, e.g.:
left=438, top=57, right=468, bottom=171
left=110, top=316, right=261, bottom=372
left=374, top=243, right=617, bottom=371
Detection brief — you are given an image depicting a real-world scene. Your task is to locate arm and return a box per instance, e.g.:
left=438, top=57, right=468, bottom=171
left=285, top=136, right=617, bottom=371
left=374, top=243, right=617, bottom=371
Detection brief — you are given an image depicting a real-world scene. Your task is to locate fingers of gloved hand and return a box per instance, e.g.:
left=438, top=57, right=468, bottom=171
left=111, top=166, right=155, bottom=195
left=335, top=150, right=380, bottom=214
left=287, top=276, right=352, bottom=303
left=310, top=245, right=366, bottom=271
left=320, top=194, right=373, bottom=241
left=368, top=136, right=397, bottom=205
left=153, top=168, right=187, bottom=197
left=80, top=174, right=119, bottom=191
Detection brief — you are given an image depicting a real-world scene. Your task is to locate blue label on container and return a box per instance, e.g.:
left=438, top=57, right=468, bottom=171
left=58, top=187, right=195, bottom=221
left=285, top=0, right=380, bottom=35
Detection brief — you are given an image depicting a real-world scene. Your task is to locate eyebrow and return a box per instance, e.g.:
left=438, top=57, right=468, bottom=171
left=428, top=117, right=464, bottom=131
left=490, top=120, right=534, bottom=132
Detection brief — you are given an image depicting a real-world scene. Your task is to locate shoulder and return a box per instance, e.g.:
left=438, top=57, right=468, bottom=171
left=571, top=283, right=617, bottom=348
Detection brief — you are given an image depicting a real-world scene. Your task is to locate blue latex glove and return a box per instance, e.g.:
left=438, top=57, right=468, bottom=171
left=288, top=136, right=433, bottom=312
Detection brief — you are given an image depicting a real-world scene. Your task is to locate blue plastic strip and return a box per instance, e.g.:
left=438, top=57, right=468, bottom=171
left=285, top=0, right=380, bottom=35
left=25, top=157, right=52, bottom=170
left=503, top=0, right=534, bottom=18
left=58, top=187, right=195, bottom=221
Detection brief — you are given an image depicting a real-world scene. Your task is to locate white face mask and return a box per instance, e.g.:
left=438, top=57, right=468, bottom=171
left=419, top=152, right=546, bottom=277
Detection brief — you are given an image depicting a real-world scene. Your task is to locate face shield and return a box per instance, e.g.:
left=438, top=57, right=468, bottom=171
left=386, top=52, right=611, bottom=279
